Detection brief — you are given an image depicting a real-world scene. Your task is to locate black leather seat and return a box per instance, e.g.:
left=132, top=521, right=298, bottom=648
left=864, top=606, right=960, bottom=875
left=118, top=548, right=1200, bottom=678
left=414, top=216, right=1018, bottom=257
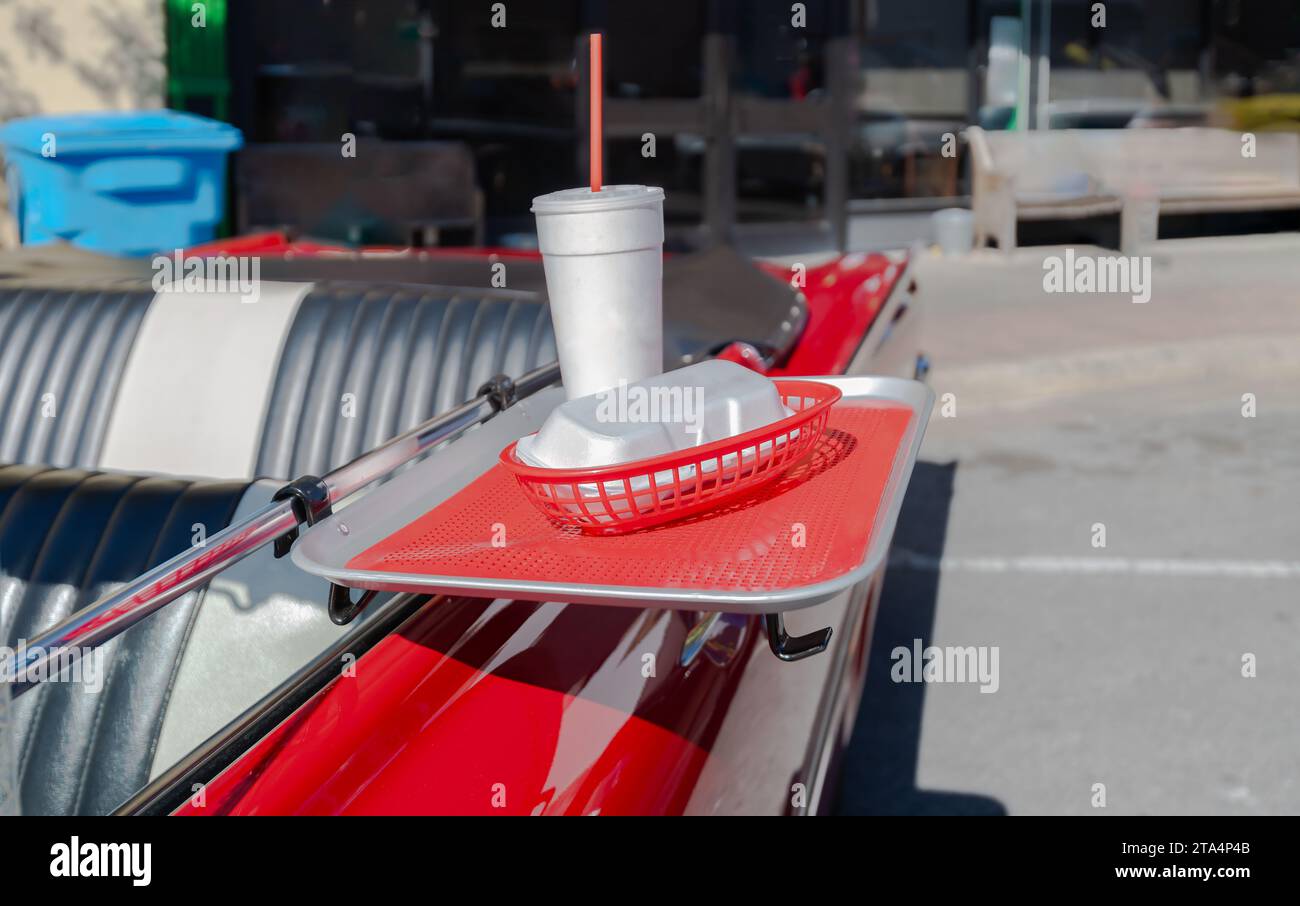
left=0, top=464, right=248, bottom=815
left=254, top=283, right=556, bottom=478
left=0, top=278, right=557, bottom=481
left=0, top=288, right=154, bottom=469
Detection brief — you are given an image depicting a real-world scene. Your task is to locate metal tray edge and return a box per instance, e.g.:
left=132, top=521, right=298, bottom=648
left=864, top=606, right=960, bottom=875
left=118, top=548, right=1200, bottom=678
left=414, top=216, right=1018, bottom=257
left=292, top=375, right=934, bottom=613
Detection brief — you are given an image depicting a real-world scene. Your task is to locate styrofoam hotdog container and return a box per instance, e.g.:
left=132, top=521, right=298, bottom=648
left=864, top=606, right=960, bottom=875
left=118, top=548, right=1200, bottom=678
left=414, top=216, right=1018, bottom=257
left=516, top=359, right=792, bottom=467
left=513, top=359, right=797, bottom=520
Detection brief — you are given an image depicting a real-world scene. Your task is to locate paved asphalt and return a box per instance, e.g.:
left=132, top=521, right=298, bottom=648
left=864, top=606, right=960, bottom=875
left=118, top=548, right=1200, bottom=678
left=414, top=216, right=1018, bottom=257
left=836, top=235, right=1300, bottom=815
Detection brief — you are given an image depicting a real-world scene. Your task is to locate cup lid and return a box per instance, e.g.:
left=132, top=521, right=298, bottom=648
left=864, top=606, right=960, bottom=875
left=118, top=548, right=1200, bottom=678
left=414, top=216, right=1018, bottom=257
left=532, top=185, right=664, bottom=215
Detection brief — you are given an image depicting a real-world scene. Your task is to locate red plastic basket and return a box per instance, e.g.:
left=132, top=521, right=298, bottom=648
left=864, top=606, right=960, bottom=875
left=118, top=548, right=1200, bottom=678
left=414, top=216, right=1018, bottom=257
left=499, top=379, right=842, bottom=534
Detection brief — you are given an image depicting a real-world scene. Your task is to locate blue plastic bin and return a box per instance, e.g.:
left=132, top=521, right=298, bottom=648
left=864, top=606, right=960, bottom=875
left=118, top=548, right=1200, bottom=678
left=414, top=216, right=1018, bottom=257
left=0, top=110, right=242, bottom=257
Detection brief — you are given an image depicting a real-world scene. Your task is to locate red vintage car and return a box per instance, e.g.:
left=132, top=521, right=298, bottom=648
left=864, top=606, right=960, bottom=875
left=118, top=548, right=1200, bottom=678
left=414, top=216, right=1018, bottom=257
left=0, top=237, right=926, bottom=816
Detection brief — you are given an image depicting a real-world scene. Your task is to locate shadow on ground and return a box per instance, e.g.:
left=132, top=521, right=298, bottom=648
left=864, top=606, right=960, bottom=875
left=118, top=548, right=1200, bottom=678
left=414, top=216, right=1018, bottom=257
left=834, top=460, right=1007, bottom=815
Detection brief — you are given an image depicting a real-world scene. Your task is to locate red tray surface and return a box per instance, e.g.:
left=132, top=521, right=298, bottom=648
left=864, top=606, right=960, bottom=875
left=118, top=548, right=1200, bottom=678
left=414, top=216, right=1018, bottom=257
left=346, top=404, right=912, bottom=593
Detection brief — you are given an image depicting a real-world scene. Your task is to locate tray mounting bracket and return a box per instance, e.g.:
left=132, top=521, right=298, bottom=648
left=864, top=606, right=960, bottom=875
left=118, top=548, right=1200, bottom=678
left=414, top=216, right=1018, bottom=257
left=273, top=475, right=377, bottom=625
left=764, top=613, right=832, bottom=662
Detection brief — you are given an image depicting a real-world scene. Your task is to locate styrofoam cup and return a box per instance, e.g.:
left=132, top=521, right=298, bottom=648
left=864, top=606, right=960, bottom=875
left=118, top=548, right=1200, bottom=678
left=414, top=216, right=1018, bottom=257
left=532, top=185, right=665, bottom=399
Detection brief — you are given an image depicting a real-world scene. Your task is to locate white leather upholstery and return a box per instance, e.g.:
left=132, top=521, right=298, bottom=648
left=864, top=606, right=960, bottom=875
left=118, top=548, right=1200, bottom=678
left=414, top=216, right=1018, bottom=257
left=99, top=281, right=313, bottom=479
left=150, top=480, right=351, bottom=777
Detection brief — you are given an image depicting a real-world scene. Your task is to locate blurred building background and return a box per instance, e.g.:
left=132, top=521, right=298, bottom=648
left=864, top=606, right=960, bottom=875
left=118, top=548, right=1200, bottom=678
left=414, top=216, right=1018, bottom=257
left=0, top=0, right=164, bottom=247
left=0, top=0, right=164, bottom=118
left=3, top=0, right=1300, bottom=250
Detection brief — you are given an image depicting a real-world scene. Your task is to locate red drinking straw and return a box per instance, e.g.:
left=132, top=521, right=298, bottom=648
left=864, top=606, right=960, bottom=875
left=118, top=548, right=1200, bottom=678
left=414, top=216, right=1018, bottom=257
left=590, top=33, right=603, bottom=192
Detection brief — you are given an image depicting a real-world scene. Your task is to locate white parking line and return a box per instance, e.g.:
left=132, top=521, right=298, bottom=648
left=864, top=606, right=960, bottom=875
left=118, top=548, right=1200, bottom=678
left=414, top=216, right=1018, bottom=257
left=889, top=549, right=1300, bottom=579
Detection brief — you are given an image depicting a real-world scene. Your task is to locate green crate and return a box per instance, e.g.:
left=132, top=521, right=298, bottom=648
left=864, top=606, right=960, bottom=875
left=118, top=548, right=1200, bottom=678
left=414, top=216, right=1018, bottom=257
left=166, top=0, right=229, bottom=120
